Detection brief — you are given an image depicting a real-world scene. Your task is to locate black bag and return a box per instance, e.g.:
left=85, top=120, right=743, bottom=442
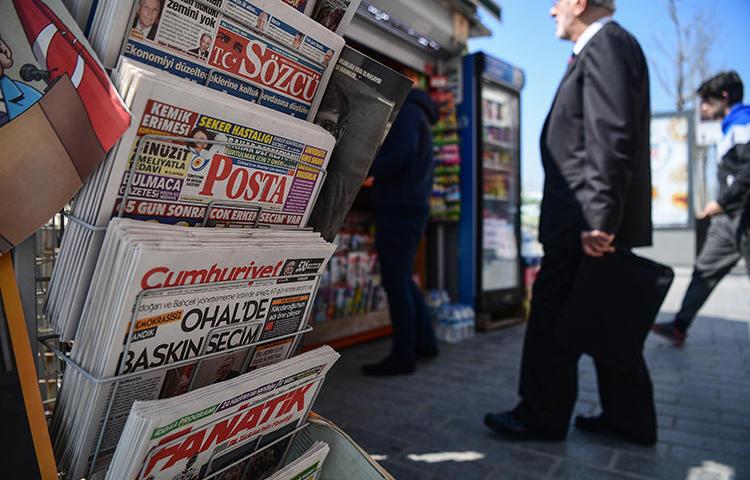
left=555, top=250, right=674, bottom=371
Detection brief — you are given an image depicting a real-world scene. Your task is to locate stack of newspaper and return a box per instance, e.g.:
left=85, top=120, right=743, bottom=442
left=105, top=346, right=339, bottom=480
left=87, top=0, right=344, bottom=120
left=46, top=60, right=335, bottom=341
left=51, top=218, right=335, bottom=478
left=268, top=442, right=330, bottom=480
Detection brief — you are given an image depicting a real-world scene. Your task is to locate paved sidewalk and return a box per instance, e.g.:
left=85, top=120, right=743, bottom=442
left=313, top=270, right=750, bottom=479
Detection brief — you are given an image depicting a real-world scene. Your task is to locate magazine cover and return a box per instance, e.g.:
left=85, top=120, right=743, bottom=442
left=309, top=46, right=412, bottom=241
left=0, top=0, right=130, bottom=252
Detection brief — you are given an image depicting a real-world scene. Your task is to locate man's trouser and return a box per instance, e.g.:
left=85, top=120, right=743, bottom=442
left=513, top=246, right=657, bottom=440
left=375, top=214, right=436, bottom=363
left=674, top=212, right=750, bottom=332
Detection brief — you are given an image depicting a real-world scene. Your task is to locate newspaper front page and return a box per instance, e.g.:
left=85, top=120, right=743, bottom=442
left=115, top=0, right=344, bottom=119
left=105, top=346, right=339, bottom=480
left=102, top=64, right=334, bottom=228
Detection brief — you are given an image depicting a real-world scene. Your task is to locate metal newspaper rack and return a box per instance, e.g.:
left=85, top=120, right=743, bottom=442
left=42, top=134, right=330, bottom=479
left=43, top=269, right=324, bottom=479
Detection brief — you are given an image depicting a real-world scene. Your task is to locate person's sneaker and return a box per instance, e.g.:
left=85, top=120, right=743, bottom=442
left=651, top=322, right=686, bottom=347
left=361, top=356, right=416, bottom=376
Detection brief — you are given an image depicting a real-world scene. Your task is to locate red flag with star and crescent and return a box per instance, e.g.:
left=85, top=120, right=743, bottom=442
left=12, top=0, right=131, bottom=151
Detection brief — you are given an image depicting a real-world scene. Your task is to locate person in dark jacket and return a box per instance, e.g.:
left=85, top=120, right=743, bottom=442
left=652, top=71, right=750, bottom=346
left=361, top=88, right=440, bottom=376
left=484, top=0, right=658, bottom=446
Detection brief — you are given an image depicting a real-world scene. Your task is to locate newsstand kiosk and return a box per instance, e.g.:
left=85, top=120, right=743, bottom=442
left=303, top=0, right=502, bottom=348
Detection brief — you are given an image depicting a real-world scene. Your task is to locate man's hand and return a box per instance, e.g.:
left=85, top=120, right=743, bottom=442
left=581, top=230, right=615, bottom=257
left=698, top=200, right=723, bottom=219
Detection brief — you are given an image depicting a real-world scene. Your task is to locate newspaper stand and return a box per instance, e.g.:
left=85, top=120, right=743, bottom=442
left=42, top=134, right=331, bottom=479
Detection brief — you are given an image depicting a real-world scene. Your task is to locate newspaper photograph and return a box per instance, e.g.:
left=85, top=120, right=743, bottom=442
left=311, top=0, right=361, bottom=34
left=105, top=346, right=339, bottom=480
left=282, top=0, right=317, bottom=16
left=104, top=0, right=345, bottom=119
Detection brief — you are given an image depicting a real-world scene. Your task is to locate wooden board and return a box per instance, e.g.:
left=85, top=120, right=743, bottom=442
left=476, top=313, right=525, bottom=332
left=0, top=255, right=58, bottom=479
left=303, top=310, right=391, bottom=349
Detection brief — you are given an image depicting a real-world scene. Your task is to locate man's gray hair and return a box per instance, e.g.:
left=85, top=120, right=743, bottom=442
left=589, top=0, right=616, bottom=10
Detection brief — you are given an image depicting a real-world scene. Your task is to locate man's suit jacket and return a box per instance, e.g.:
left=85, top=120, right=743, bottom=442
left=539, top=22, right=652, bottom=249
left=188, top=47, right=208, bottom=59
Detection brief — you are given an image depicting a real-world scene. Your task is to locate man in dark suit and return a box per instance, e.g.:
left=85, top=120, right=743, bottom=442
left=484, top=0, right=657, bottom=446
left=188, top=33, right=212, bottom=60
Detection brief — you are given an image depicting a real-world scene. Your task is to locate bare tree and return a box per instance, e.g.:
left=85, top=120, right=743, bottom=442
left=651, top=0, right=719, bottom=111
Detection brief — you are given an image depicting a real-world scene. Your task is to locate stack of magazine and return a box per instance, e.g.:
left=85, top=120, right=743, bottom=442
left=309, top=45, right=412, bottom=241
left=105, top=346, right=339, bottom=480
left=46, top=59, right=336, bottom=341
left=86, top=0, right=345, bottom=120
left=51, top=219, right=335, bottom=478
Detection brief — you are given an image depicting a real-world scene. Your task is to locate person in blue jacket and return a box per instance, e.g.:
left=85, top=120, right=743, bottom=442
left=653, top=71, right=750, bottom=346
left=361, top=87, right=440, bottom=376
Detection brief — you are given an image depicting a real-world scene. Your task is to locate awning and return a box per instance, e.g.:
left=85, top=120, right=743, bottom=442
left=350, top=0, right=498, bottom=67
left=473, top=0, right=502, bottom=21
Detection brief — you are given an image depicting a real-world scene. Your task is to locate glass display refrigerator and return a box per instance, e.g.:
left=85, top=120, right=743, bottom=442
left=457, top=52, right=525, bottom=321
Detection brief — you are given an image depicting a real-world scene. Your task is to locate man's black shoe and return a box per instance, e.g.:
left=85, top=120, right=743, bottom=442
left=651, top=321, right=686, bottom=347
left=575, top=414, right=656, bottom=447
left=416, top=345, right=439, bottom=359
left=484, top=411, right=566, bottom=441
left=574, top=414, right=610, bottom=434
left=361, top=356, right=416, bottom=376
